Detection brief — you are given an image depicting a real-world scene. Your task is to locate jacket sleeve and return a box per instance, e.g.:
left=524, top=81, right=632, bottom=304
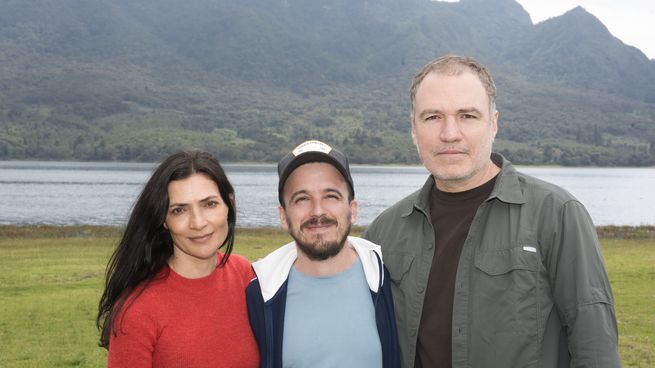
left=547, top=200, right=621, bottom=367
left=246, top=279, right=268, bottom=368
left=378, top=266, right=401, bottom=368
left=362, top=217, right=380, bottom=244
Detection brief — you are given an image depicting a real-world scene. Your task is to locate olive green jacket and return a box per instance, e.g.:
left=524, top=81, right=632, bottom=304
left=364, top=154, right=620, bottom=368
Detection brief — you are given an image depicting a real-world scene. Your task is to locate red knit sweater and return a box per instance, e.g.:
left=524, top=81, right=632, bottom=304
left=108, top=254, right=259, bottom=368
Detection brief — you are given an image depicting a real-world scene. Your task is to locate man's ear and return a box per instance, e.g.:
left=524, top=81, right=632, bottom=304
left=278, top=205, right=289, bottom=231
left=411, top=120, right=418, bottom=146
left=349, top=199, right=358, bottom=225
left=491, top=110, right=500, bottom=138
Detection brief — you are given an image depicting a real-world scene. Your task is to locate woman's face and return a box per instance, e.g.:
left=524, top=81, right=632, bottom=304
left=164, top=173, right=230, bottom=268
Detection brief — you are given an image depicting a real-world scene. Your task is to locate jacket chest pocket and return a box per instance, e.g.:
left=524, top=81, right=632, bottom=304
left=382, top=253, right=414, bottom=328
left=474, top=245, right=540, bottom=275
left=473, top=246, right=541, bottom=324
left=385, top=253, right=414, bottom=286
left=470, top=246, right=542, bottom=365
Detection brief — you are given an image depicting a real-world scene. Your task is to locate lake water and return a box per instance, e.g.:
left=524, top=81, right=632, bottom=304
left=0, top=161, right=653, bottom=227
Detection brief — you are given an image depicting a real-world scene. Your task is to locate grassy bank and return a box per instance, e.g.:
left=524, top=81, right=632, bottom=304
left=0, top=226, right=653, bottom=367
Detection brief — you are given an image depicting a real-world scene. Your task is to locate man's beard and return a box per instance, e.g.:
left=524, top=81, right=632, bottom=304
left=289, top=214, right=351, bottom=261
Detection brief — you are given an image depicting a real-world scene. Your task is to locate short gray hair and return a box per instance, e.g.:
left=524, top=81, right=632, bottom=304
left=410, top=54, right=497, bottom=119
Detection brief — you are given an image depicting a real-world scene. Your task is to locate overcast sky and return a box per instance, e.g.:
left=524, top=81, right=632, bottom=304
left=515, top=0, right=655, bottom=59
left=436, top=0, right=654, bottom=59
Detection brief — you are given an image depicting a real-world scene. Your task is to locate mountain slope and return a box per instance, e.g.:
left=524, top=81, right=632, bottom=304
left=0, top=0, right=654, bottom=166
left=506, top=7, right=655, bottom=103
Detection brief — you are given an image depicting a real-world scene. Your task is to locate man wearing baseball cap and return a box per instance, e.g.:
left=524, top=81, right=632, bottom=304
left=246, top=140, right=400, bottom=368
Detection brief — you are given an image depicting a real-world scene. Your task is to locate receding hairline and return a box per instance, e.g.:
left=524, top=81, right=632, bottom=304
left=410, top=55, right=497, bottom=118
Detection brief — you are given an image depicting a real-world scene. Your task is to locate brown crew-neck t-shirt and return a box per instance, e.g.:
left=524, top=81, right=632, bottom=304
left=415, top=176, right=497, bottom=368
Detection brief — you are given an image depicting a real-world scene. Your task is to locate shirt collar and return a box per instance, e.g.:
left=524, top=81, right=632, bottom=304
left=401, top=175, right=434, bottom=218
left=489, top=153, right=526, bottom=205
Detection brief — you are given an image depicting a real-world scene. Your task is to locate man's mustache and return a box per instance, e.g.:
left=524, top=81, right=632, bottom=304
left=301, top=215, right=338, bottom=229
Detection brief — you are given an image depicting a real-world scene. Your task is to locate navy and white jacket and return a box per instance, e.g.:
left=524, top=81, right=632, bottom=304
left=245, top=236, right=400, bottom=368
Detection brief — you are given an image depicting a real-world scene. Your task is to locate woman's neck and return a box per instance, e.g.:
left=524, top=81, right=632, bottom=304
left=167, top=254, right=218, bottom=279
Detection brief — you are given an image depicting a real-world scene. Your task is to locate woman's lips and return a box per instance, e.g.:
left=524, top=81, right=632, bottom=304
left=188, top=233, right=213, bottom=242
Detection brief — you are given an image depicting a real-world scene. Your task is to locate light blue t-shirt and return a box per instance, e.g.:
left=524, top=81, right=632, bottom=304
left=282, top=256, right=383, bottom=368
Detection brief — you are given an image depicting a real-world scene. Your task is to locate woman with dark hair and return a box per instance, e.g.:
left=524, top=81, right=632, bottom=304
left=97, top=150, right=259, bottom=367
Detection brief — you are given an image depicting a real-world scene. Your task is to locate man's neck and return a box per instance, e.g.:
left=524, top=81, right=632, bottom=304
left=294, top=243, right=357, bottom=277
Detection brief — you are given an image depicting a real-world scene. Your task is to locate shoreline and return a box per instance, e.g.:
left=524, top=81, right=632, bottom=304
left=1, top=224, right=653, bottom=240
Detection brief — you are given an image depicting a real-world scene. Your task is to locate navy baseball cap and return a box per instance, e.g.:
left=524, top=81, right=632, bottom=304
left=277, top=140, right=354, bottom=205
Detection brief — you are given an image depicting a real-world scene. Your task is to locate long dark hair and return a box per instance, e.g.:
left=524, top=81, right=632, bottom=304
left=96, top=150, right=236, bottom=348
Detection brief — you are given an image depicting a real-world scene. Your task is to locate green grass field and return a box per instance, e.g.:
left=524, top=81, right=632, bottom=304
left=0, top=226, right=652, bottom=367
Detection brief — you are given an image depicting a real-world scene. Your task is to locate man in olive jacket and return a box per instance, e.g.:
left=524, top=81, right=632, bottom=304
left=364, top=54, right=621, bottom=368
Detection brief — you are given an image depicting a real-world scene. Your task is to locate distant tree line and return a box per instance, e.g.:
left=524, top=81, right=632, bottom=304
left=2, top=101, right=654, bottom=166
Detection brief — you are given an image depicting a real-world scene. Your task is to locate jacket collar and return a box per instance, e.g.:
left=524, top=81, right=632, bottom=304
left=251, top=236, right=384, bottom=302
left=488, top=153, right=526, bottom=205
left=400, top=176, right=433, bottom=218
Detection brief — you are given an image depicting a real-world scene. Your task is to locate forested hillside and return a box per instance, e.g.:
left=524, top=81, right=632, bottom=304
left=1, top=0, right=654, bottom=165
